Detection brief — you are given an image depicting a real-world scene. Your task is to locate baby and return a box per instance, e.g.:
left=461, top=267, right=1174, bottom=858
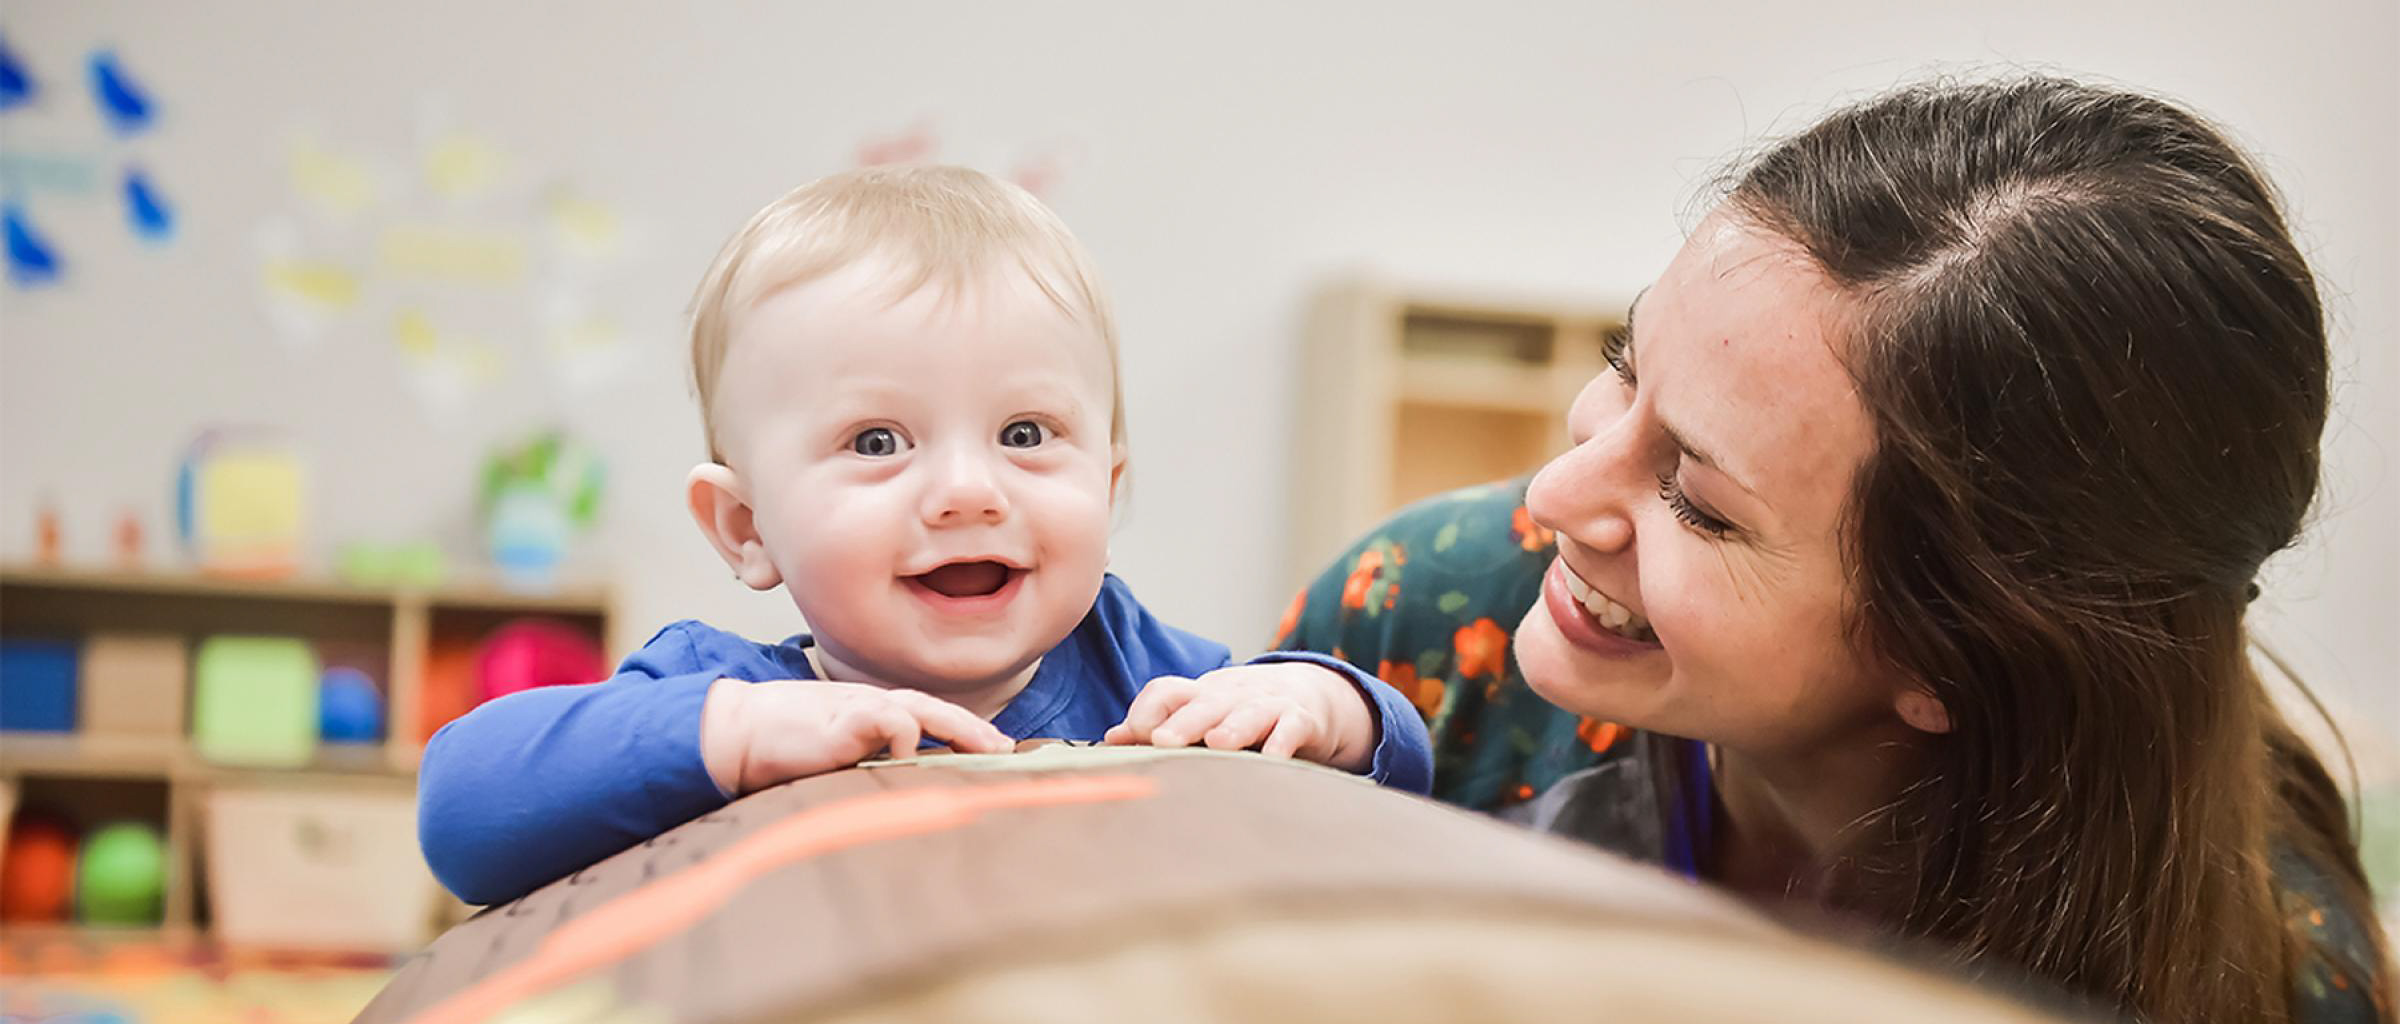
left=417, top=166, right=1432, bottom=906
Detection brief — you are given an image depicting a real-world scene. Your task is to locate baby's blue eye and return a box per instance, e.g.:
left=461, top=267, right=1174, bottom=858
left=999, top=420, right=1048, bottom=449
left=851, top=428, right=904, bottom=457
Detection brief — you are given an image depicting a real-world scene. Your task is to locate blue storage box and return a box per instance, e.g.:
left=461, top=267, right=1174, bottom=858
left=0, top=637, right=79, bottom=731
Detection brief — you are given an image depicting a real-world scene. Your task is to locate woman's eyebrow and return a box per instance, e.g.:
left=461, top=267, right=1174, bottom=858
left=1660, top=419, right=1758, bottom=500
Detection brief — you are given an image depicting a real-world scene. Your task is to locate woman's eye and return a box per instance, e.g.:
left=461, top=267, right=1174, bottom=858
left=850, top=427, right=906, bottom=457
left=1602, top=330, right=1637, bottom=387
left=1657, top=473, right=1734, bottom=538
left=999, top=420, right=1049, bottom=449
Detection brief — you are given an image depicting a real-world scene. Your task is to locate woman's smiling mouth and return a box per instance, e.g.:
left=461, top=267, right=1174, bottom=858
left=1542, top=557, right=1662, bottom=652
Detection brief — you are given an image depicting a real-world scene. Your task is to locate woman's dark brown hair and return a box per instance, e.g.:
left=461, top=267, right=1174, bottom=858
left=1725, top=77, right=2388, bottom=1022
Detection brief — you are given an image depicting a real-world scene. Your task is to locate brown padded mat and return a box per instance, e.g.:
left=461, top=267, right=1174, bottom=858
left=354, top=747, right=2071, bottom=1024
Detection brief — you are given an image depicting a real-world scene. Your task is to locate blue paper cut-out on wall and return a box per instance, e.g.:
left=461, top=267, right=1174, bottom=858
left=88, top=50, right=153, bottom=135
left=124, top=166, right=173, bottom=242
left=5, top=204, right=61, bottom=286
left=0, top=34, right=31, bottom=112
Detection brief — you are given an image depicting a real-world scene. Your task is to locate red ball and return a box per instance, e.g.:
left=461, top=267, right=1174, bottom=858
left=1, top=817, right=79, bottom=922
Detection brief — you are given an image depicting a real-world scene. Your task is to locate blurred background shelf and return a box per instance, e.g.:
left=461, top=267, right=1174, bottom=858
left=1289, top=282, right=1630, bottom=586
left=0, top=564, right=610, bottom=950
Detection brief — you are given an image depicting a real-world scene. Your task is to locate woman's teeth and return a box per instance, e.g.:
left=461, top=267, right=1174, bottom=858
left=1563, top=569, right=1658, bottom=644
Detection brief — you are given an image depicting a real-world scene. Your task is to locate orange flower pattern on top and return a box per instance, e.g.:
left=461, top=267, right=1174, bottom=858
left=1453, top=618, right=1508, bottom=680
left=1379, top=659, right=1444, bottom=720
left=1510, top=504, right=1554, bottom=551
left=1577, top=717, right=1626, bottom=755
left=1339, top=542, right=1405, bottom=615
left=1273, top=590, right=1305, bottom=648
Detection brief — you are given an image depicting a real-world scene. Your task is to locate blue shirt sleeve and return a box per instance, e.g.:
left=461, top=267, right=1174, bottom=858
left=1245, top=650, right=1434, bottom=795
left=415, top=621, right=766, bottom=905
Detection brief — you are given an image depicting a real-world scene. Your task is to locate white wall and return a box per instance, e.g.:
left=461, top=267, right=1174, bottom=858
left=3, top=1, right=2392, bottom=729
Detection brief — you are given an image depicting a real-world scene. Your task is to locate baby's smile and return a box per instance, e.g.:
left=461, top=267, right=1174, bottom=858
left=902, top=558, right=1028, bottom=613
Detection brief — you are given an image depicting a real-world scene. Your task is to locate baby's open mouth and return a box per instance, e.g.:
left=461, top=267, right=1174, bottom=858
left=909, top=560, right=1019, bottom=599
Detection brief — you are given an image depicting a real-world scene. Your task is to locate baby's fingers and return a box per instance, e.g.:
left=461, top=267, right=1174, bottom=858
left=1260, top=711, right=1320, bottom=760
left=1150, top=691, right=1242, bottom=749
left=1203, top=702, right=1283, bottom=752
left=893, top=691, right=1011, bottom=754
left=837, top=702, right=923, bottom=762
left=1111, top=676, right=1199, bottom=744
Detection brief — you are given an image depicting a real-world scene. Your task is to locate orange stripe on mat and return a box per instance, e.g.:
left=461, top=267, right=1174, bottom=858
left=407, top=774, right=1158, bottom=1024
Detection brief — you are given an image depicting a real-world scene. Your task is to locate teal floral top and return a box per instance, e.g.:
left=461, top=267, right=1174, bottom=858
left=1274, top=477, right=2391, bottom=1024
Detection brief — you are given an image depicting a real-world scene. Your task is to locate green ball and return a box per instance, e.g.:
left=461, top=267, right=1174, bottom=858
left=76, top=822, right=165, bottom=925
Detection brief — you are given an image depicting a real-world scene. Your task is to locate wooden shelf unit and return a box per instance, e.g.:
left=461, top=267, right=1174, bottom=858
left=1288, top=281, right=1630, bottom=588
left=0, top=564, right=611, bottom=943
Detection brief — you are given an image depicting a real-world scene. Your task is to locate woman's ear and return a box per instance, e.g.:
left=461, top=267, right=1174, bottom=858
left=687, top=463, right=781, bottom=591
left=1896, top=688, right=1954, bottom=735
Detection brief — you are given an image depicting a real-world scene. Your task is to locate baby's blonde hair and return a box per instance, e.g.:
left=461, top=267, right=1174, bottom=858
left=687, top=165, right=1123, bottom=462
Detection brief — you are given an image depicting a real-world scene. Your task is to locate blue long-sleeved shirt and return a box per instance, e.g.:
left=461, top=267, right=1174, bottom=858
left=417, top=575, right=1433, bottom=905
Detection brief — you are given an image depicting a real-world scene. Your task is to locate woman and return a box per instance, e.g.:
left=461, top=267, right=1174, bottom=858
left=1275, top=77, right=2390, bottom=1023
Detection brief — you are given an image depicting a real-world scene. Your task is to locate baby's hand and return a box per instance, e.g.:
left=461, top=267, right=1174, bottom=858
left=701, top=679, right=1013, bottom=796
left=1102, top=663, right=1375, bottom=772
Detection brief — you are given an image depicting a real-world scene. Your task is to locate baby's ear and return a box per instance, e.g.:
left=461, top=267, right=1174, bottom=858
left=1108, top=444, right=1129, bottom=505
left=686, top=463, right=782, bottom=591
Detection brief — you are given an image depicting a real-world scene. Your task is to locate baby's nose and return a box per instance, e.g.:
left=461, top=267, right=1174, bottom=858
left=921, top=458, right=1009, bottom=525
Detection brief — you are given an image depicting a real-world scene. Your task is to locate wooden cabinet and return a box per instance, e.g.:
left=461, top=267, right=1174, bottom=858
left=0, top=565, right=609, bottom=945
left=1287, top=281, right=1630, bottom=586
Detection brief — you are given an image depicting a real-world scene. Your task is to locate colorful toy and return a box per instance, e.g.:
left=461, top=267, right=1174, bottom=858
left=80, top=632, right=186, bottom=739
left=176, top=427, right=306, bottom=578
left=1, top=814, right=78, bottom=922
left=476, top=619, right=606, bottom=702
left=191, top=635, right=320, bottom=767
left=0, top=637, right=78, bottom=732
left=75, top=821, right=164, bottom=924
left=480, top=432, right=602, bottom=589
left=113, top=508, right=144, bottom=565
left=319, top=666, right=385, bottom=742
left=417, top=637, right=482, bottom=744
left=34, top=500, right=60, bottom=564
left=336, top=540, right=448, bottom=588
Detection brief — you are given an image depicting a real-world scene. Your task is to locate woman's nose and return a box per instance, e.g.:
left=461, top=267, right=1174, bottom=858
left=920, top=449, right=1009, bottom=526
left=1526, top=388, right=1638, bottom=554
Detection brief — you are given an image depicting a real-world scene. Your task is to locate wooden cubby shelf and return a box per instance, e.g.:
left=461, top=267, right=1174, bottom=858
left=0, top=563, right=612, bottom=946
left=1288, top=280, right=1631, bottom=587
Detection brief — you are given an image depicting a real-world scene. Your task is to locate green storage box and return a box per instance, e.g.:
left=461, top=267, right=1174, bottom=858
left=192, top=636, right=320, bottom=768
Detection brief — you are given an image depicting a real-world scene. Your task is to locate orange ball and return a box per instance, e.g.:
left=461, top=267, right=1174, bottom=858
left=1, top=817, right=78, bottom=922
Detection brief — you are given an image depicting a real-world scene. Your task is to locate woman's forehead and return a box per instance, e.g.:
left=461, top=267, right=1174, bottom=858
left=1645, top=215, right=1874, bottom=523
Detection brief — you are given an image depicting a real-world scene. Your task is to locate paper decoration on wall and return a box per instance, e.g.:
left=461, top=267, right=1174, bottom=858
left=0, top=43, right=177, bottom=288
left=86, top=51, right=153, bottom=135
left=425, top=133, right=506, bottom=200
left=546, top=186, right=620, bottom=261
left=377, top=223, right=527, bottom=285
left=391, top=308, right=509, bottom=416
left=849, top=120, right=1080, bottom=201
left=123, top=165, right=172, bottom=242
left=256, top=111, right=637, bottom=414
left=0, top=33, right=32, bottom=112
left=262, top=259, right=360, bottom=311
left=856, top=120, right=939, bottom=167
left=0, top=150, right=98, bottom=195
left=290, top=140, right=380, bottom=219
left=4, top=204, right=59, bottom=286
